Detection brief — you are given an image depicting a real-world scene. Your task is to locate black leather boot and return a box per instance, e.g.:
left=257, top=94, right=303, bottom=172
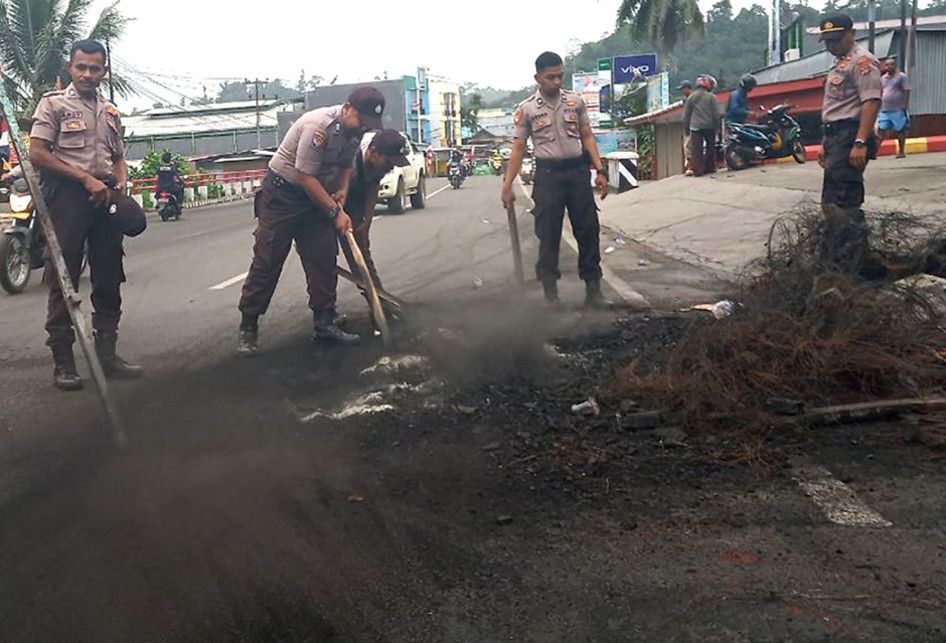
left=584, top=280, right=613, bottom=310
left=312, top=310, right=360, bottom=345
left=237, top=314, right=259, bottom=357
left=542, top=281, right=561, bottom=308
left=94, top=332, right=144, bottom=379
left=51, top=345, right=83, bottom=391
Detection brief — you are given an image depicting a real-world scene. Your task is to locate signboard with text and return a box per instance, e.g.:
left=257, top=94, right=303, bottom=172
left=612, top=54, right=658, bottom=84
left=572, top=72, right=603, bottom=127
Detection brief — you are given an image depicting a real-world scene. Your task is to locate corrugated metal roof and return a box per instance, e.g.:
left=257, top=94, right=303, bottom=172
left=123, top=104, right=281, bottom=138
left=910, top=31, right=946, bottom=115
left=753, top=31, right=896, bottom=85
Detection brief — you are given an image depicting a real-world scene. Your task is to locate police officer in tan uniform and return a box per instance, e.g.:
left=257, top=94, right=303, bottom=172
left=30, top=39, right=146, bottom=391
left=501, top=51, right=610, bottom=308
left=237, top=86, right=385, bottom=356
left=817, top=14, right=882, bottom=266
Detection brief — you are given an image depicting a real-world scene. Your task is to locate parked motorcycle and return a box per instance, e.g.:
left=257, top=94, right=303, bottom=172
left=724, top=104, right=807, bottom=171
left=448, top=162, right=464, bottom=190
left=519, top=156, right=534, bottom=185
left=156, top=190, right=182, bottom=221
left=0, top=178, right=44, bottom=294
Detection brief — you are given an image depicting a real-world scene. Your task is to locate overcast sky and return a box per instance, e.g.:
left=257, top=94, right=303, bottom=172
left=91, top=0, right=821, bottom=109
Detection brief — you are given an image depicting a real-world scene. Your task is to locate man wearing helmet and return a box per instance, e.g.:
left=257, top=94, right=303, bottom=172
left=726, top=74, right=757, bottom=125
left=683, top=75, right=722, bottom=177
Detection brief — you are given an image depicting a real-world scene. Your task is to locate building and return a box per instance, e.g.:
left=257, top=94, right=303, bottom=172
left=122, top=99, right=301, bottom=161
left=476, top=108, right=516, bottom=140
left=303, top=74, right=447, bottom=147
left=625, top=25, right=946, bottom=179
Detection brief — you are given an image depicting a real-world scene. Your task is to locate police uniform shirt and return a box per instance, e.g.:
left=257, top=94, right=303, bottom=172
left=822, top=43, right=882, bottom=123
left=269, top=106, right=359, bottom=190
left=512, top=89, right=590, bottom=161
left=30, top=84, right=125, bottom=179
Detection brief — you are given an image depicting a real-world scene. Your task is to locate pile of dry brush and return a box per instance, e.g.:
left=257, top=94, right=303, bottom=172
left=619, top=208, right=946, bottom=431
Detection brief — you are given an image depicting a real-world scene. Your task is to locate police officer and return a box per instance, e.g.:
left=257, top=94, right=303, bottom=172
left=338, top=129, right=410, bottom=321
left=817, top=14, right=882, bottom=267
left=237, top=86, right=385, bottom=356
left=501, top=51, right=610, bottom=308
left=30, top=39, right=147, bottom=391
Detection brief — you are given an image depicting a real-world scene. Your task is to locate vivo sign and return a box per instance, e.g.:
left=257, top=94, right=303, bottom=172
left=612, top=54, right=658, bottom=83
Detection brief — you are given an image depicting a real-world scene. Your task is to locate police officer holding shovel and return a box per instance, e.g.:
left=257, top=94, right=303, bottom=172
left=501, top=51, right=610, bottom=309
left=817, top=14, right=882, bottom=267
left=30, top=39, right=147, bottom=391
left=237, top=86, right=385, bottom=356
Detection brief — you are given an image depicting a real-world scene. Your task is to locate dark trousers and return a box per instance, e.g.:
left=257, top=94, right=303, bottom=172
left=239, top=176, right=338, bottom=317
left=44, top=181, right=126, bottom=348
left=532, top=166, right=602, bottom=283
left=688, top=129, right=717, bottom=176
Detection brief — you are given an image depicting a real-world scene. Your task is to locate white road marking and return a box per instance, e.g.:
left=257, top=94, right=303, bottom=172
left=209, top=272, right=248, bottom=291
left=517, top=182, right=650, bottom=308
left=427, top=184, right=451, bottom=199
left=793, top=464, right=892, bottom=528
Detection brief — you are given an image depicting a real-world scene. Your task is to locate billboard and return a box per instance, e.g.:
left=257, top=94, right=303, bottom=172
left=572, top=72, right=604, bottom=127
left=646, top=72, right=670, bottom=113
left=597, top=58, right=612, bottom=128
left=613, top=53, right=658, bottom=84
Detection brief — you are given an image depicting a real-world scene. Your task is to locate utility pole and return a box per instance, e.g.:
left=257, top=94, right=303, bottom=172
left=105, top=37, right=115, bottom=103
left=245, top=78, right=268, bottom=150
left=907, top=0, right=919, bottom=73
left=868, top=0, right=876, bottom=53
left=900, top=0, right=908, bottom=64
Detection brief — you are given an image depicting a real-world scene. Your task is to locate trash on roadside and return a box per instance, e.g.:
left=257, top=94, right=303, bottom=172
left=613, top=237, right=627, bottom=246
left=360, top=355, right=430, bottom=377
left=692, top=300, right=736, bottom=319
left=571, top=396, right=601, bottom=417
left=482, top=219, right=491, bottom=224
left=604, top=246, right=616, bottom=255
left=472, top=277, right=485, bottom=289
left=347, top=495, right=366, bottom=503
left=638, top=259, right=650, bottom=267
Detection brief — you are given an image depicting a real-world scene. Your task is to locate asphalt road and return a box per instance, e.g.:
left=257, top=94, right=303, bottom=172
left=1, top=175, right=942, bottom=641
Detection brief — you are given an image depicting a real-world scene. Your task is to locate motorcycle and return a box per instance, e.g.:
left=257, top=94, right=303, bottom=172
left=519, top=156, right=534, bottom=185
left=156, top=190, right=182, bottom=222
left=448, top=162, right=464, bottom=190
left=724, top=104, right=807, bottom=171
left=0, top=178, right=44, bottom=294
left=490, top=156, right=504, bottom=176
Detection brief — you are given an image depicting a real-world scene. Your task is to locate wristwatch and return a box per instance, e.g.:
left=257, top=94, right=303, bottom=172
left=326, top=205, right=340, bottom=220
left=853, top=139, right=867, bottom=148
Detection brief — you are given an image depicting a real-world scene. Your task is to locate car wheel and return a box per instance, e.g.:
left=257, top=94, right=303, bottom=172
left=410, top=174, right=427, bottom=210
left=388, top=178, right=406, bottom=214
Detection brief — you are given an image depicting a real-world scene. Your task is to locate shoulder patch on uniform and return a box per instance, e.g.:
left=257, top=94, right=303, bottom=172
left=314, top=131, right=325, bottom=147
left=513, top=108, right=523, bottom=125
left=42, top=89, right=64, bottom=98
left=857, top=56, right=872, bottom=75
left=105, top=104, right=119, bottom=117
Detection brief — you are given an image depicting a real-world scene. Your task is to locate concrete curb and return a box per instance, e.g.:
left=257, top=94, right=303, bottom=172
left=767, top=134, right=946, bottom=165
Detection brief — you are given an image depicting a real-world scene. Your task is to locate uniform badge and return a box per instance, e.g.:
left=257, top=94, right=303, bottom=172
left=829, top=75, right=844, bottom=85
left=566, top=99, right=576, bottom=107
left=836, top=60, right=848, bottom=71
left=513, top=109, right=522, bottom=125
left=106, top=105, right=119, bottom=117
left=314, top=131, right=325, bottom=147
left=334, top=122, right=341, bottom=133
left=65, top=120, right=84, bottom=131
left=857, top=56, right=872, bottom=75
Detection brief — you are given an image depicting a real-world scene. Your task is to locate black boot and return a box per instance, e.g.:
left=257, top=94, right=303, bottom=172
left=94, top=332, right=144, bottom=379
left=542, top=281, right=561, bottom=308
left=237, top=314, right=259, bottom=357
left=51, top=345, right=83, bottom=391
left=584, top=280, right=613, bottom=310
left=312, top=310, right=361, bottom=345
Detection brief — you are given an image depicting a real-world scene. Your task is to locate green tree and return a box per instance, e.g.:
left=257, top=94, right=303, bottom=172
left=616, top=0, right=705, bottom=51
left=0, top=0, right=131, bottom=116
left=460, top=92, right=483, bottom=133
left=127, top=148, right=191, bottom=181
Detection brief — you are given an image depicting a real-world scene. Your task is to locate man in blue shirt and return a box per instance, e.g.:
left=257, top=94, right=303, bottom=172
left=725, top=74, right=757, bottom=124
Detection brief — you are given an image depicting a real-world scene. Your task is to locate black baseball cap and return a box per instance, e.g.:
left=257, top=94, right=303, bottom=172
left=348, top=86, right=385, bottom=130
left=676, top=80, right=693, bottom=90
left=369, top=129, right=410, bottom=167
left=819, top=14, right=854, bottom=41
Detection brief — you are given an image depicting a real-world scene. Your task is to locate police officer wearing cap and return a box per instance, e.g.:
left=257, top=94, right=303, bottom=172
left=237, top=86, right=385, bottom=356
left=817, top=13, right=882, bottom=266
left=30, top=39, right=147, bottom=391
left=338, top=129, right=410, bottom=321
left=501, top=51, right=610, bottom=309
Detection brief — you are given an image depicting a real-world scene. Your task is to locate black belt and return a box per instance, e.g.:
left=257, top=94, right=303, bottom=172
left=823, top=120, right=859, bottom=133
left=266, top=170, right=306, bottom=198
left=534, top=157, right=587, bottom=171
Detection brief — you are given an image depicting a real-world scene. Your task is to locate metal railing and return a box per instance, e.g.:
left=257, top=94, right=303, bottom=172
left=130, top=169, right=267, bottom=194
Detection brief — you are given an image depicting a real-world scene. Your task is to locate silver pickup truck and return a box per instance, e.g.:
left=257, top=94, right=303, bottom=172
left=376, top=135, right=427, bottom=214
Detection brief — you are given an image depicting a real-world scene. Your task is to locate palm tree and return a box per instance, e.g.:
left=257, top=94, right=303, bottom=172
left=617, top=0, right=705, bottom=51
left=0, top=0, right=131, bottom=116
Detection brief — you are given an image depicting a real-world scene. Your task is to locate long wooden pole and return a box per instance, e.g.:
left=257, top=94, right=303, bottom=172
left=344, top=229, right=390, bottom=346
left=505, top=203, right=525, bottom=287
left=0, top=78, right=127, bottom=448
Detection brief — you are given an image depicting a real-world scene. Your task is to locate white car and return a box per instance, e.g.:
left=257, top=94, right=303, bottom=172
left=374, top=134, right=427, bottom=214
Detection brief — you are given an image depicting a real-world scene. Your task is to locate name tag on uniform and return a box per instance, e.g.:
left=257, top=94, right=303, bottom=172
left=564, top=112, right=578, bottom=123
left=533, top=115, right=551, bottom=130
left=62, top=119, right=85, bottom=131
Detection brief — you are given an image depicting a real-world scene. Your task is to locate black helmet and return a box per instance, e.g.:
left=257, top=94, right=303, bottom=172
left=740, top=73, right=758, bottom=90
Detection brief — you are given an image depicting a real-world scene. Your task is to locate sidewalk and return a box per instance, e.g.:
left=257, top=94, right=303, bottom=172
left=599, top=152, right=946, bottom=275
